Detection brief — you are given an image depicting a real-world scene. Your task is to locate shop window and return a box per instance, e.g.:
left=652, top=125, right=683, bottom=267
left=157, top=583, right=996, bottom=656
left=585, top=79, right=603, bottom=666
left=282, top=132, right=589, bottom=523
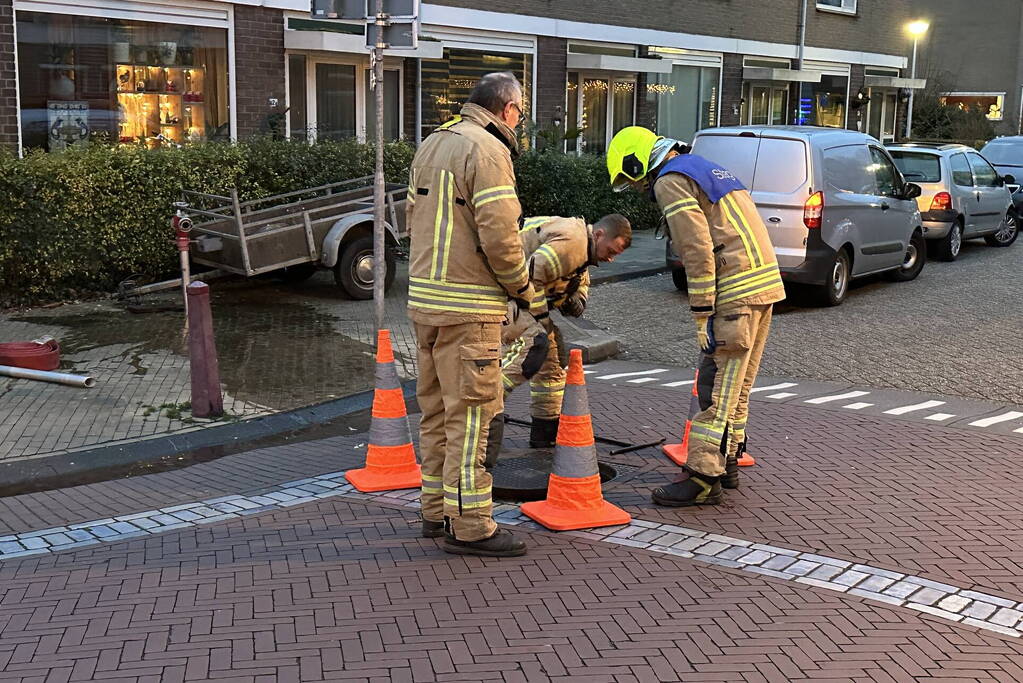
left=289, top=55, right=308, bottom=141
left=798, top=75, right=848, bottom=128
left=941, top=93, right=1004, bottom=121
left=16, top=11, right=229, bottom=151
left=646, top=64, right=719, bottom=142
left=363, top=70, right=400, bottom=140
left=420, top=48, right=532, bottom=141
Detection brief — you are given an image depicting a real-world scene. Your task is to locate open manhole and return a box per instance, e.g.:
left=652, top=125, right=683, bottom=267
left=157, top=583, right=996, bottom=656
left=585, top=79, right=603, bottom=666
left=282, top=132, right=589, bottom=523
left=491, top=447, right=618, bottom=502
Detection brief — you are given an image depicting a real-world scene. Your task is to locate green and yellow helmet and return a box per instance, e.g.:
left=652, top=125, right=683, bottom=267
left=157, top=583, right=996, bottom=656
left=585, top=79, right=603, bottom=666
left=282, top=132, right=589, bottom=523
left=607, top=126, right=661, bottom=191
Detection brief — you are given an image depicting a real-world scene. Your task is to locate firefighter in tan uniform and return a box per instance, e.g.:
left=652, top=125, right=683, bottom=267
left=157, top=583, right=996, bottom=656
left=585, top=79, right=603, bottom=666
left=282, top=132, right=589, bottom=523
left=485, top=214, right=633, bottom=466
left=607, top=126, right=785, bottom=507
left=407, top=73, right=534, bottom=557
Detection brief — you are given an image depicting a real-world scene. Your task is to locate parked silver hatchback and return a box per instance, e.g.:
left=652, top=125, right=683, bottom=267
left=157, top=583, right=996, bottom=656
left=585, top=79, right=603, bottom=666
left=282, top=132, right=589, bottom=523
left=887, top=143, right=1017, bottom=261
left=682, top=126, right=925, bottom=306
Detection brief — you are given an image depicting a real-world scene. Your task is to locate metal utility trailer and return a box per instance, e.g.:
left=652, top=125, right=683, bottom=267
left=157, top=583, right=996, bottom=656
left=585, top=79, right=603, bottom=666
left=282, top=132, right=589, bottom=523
left=182, top=176, right=407, bottom=299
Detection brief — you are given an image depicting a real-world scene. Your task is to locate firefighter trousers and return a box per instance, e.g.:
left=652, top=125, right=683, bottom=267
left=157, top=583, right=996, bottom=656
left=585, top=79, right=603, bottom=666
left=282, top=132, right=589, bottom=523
left=414, top=321, right=502, bottom=542
left=687, top=303, right=774, bottom=477
left=500, top=324, right=565, bottom=420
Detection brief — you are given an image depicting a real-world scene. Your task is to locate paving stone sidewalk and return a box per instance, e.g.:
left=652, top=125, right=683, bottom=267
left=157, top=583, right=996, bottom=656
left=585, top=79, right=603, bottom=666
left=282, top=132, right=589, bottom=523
left=1, top=379, right=1022, bottom=680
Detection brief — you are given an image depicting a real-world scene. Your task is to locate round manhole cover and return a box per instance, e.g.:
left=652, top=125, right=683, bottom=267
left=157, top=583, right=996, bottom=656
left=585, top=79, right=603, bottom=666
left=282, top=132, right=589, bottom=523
left=491, top=448, right=618, bottom=502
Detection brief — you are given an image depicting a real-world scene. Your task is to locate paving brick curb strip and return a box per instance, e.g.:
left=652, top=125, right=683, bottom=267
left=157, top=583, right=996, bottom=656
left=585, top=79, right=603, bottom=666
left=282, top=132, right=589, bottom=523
left=2, top=470, right=1021, bottom=643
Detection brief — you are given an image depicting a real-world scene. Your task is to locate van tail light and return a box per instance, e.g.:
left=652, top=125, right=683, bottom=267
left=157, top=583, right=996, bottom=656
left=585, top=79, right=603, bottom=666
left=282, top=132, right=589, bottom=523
left=929, top=191, right=952, bottom=212
left=803, top=191, right=824, bottom=229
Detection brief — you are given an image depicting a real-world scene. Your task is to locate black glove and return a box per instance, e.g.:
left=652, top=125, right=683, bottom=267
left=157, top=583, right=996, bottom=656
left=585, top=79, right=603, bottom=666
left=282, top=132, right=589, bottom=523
left=511, top=297, right=530, bottom=311
left=560, top=296, right=586, bottom=318
left=521, top=332, right=550, bottom=379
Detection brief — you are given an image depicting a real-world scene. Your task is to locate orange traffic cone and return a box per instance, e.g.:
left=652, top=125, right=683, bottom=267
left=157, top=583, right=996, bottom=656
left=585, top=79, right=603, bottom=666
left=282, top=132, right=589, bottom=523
left=662, top=369, right=699, bottom=466
left=520, top=349, right=631, bottom=531
left=737, top=440, right=755, bottom=467
left=344, top=329, right=421, bottom=492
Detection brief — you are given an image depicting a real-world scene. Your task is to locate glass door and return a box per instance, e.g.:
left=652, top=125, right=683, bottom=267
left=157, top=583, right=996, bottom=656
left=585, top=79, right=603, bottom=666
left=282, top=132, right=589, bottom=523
left=581, top=77, right=609, bottom=153
left=611, top=79, right=636, bottom=136
left=749, top=85, right=770, bottom=124
left=867, top=88, right=883, bottom=139
left=314, top=63, right=356, bottom=140
left=882, top=92, right=898, bottom=141
left=771, top=87, right=788, bottom=124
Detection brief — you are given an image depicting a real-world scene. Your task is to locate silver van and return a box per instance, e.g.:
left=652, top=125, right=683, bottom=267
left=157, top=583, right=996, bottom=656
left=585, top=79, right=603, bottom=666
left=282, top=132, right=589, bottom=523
left=683, top=126, right=925, bottom=306
left=887, top=143, right=1017, bottom=261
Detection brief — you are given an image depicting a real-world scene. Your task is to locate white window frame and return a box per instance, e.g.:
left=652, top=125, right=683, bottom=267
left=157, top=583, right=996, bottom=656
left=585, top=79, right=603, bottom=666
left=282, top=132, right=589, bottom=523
left=12, top=0, right=238, bottom=142
left=816, top=0, right=857, bottom=15
left=567, top=71, right=637, bottom=155
left=647, top=48, right=723, bottom=135
left=287, top=53, right=403, bottom=143
left=944, top=92, right=1006, bottom=122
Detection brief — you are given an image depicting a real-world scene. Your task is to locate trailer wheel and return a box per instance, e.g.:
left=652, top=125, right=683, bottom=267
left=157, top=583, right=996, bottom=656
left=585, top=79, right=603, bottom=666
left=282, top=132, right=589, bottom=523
left=334, top=235, right=395, bottom=299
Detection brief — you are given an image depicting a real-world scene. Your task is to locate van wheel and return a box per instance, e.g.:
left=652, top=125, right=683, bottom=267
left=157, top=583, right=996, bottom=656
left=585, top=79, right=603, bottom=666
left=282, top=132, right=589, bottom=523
left=813, top=249, right=850, bottom=306
left=985, top=209, right=1019, bottom=247
left=887, top=231, right=927, bottom=282
left=935, top=220, right=962, bottom=261
left=671, top=268, right=687, bottom=292
left=334, top=235, right=396, bottom=299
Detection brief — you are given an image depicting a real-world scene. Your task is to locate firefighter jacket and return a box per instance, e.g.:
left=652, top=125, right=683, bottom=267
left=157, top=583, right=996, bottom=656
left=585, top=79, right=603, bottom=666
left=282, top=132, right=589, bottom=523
left=653, top=154, right=785, bottom=317
left=406, top=103, right=534, bottom=326
left=518, top=216, right=595, bottom=321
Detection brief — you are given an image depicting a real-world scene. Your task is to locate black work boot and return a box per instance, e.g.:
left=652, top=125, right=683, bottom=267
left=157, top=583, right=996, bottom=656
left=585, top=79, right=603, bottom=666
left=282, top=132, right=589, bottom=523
left=651, top=468, right=723, bottom=507
left=483, top=414, right=505, bottom=469
left=443, top=528, right=527, bottom=557
left=721, top=454, right=739, bottom=489
left=422, top=519, right=445, bottom=538
left=529, top=417, right=559, bottom=448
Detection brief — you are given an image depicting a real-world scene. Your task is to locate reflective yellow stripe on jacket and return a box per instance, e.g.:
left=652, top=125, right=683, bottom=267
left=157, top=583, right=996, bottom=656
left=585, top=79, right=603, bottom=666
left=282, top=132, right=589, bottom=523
left=408, top=276, right=508, bottom=316
left=716, top=262, right=784, bottom=306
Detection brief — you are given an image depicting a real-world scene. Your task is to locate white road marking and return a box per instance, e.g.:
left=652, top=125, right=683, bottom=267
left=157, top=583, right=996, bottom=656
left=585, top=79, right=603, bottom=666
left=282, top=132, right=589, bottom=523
left=628, top=377, right=659, bottom=384
left=926, top=413, right=956, bottom=422
left=661, top=380, right=695, bottom=387
left=969, top=411, right=1023, bottom=428
left=583, top=370, right=596, bottom=374
left=767, top=392, right=797, bottom=399
left=805, top=391, right=870, bottom=404
left=750, top=382, right=798, bottom=394
left=595, top=369, right=670, bottom=380
left=884, top=400, right=946, bottom=416
left=844, top=402, right=874, bottom=410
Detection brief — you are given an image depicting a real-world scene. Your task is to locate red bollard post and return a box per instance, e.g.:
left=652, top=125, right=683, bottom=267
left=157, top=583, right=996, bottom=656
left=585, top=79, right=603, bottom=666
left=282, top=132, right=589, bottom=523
left=187, top=281, right=223, bottom=418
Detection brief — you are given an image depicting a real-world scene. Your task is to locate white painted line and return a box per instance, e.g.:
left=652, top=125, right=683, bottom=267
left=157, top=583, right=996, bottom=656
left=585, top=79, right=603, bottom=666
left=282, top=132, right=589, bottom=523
left=628, top=377, right=659, bottom=384
left=843, top=402, right=874, bottom=410
left=583, top=370, right=596, bottom=374
left=661, top=380, right=695, bottom=387
left=767, top=392, right=797, bottom=399
left=1014, top=427, right=1023, bottom=433
left=750, top=382, right=798, bottom=394
left=883, top=400, right=946, bottom=416
left=805, top=391, right=870, bottom=405
left=969, top=411, right=1023, bottom=428
left=595, top=369, right=670, bottom=380
left=926, top=413, right=956, bottom=422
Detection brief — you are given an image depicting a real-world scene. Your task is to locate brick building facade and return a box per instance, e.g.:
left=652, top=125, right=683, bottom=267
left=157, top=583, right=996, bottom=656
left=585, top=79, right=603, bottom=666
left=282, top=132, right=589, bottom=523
left=1, top=0, right=950, bottom=155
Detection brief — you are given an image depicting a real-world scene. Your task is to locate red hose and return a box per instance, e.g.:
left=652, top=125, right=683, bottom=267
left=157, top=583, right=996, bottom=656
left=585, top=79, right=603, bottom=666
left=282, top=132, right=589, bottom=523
left=0, top=339, right=60, bottom=371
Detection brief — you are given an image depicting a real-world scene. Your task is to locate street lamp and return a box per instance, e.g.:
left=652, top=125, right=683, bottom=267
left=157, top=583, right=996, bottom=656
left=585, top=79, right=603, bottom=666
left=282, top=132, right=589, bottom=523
left=905, top=20, right=929, bottom=140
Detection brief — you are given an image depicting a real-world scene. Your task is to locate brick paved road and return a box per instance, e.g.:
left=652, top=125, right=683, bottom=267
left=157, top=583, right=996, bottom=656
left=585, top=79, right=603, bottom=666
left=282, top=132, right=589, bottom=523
left=587, top=238, right=1023, bottom=404
left=3, top=380, right=1023, bottom=680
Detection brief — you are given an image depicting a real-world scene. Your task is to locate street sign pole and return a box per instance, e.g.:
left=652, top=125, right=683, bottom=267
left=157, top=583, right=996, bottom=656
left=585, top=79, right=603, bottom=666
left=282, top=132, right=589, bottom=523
left=372, top=0, right=387, bottom=332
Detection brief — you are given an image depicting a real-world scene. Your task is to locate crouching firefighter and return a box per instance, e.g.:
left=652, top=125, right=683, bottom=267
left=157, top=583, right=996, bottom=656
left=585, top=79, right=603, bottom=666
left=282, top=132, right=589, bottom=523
left=485, top=214, right=633, bottom=467
left=606, top=126, right=784, bottom=507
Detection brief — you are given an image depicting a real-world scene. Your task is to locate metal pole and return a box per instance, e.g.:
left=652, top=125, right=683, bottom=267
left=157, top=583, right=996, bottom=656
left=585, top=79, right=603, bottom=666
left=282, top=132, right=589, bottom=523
left=906, top=37, right=917, bottom=140
left=372, top=0, right=387, bottom=332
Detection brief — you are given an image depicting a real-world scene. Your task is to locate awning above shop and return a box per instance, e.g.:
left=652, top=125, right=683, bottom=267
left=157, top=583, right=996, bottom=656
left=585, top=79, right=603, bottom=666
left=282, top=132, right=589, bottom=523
left=742, top=67, right=821, bottom=83
left=285, top=23, right=444, bottom=58
left=566, top=53, right=672, bottom=74
left=864, top=75, right=927, bottom=89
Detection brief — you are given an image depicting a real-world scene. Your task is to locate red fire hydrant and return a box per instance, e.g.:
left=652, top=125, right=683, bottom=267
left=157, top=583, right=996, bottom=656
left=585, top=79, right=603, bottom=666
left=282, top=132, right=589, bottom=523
left=172, top=201, right=193, bottom=315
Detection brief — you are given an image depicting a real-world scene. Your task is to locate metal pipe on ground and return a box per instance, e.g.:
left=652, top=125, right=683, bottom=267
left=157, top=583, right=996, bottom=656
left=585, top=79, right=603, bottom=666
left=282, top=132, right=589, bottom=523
left=0, top=365, right=95, bottom=388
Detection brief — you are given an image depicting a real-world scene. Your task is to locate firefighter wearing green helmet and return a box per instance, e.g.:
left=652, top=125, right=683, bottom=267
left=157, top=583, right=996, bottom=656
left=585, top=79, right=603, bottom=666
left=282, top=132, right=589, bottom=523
left=607, top=126, right=784, bottom=507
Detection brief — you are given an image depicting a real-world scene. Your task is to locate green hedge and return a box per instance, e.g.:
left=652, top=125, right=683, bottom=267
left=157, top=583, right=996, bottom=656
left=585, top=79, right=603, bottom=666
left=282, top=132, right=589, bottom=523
left=515, top=150, right=661, bottom=234
left=0, top=140, right=657, bottom=306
